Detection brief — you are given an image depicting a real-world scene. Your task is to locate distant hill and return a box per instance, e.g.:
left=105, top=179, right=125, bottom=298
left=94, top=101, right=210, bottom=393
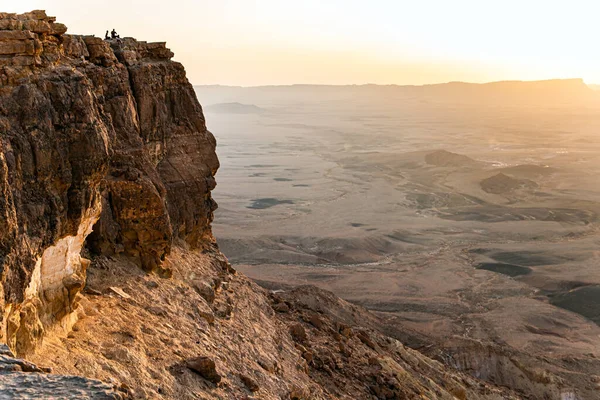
left=588, top=84, right=600, bottom=91
left=480, top=173, right=538, bottom=194
left=415, top=78, right=597, bottom=104
left=205, top=102, right=264, bottom=114
left=195, top=79, right=599, bottom=107
left=424, top=150, right=478, bottom=167
left=494, top=164, right=557, bottom=179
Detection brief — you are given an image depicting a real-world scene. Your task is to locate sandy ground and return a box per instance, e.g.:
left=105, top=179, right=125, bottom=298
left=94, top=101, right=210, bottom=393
left=195, top=85, right=600, bottom=396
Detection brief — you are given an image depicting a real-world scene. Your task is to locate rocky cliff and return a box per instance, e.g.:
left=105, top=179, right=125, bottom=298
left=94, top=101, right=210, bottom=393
left=0, top=10, right=218, bottom=357
left=0, top=11, right=519, bottom=399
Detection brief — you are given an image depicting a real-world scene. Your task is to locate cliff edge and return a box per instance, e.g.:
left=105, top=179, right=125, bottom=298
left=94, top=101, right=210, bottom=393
left=0, top=10, right=218, bottom=357
left=0, top=11, right=518, bottom=399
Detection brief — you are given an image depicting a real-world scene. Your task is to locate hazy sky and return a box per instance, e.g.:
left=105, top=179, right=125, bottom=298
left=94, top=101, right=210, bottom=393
left=7, top=1, right=600, bottom=85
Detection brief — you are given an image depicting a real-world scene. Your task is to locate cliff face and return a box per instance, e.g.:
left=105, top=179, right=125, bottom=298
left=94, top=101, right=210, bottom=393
left=0, top=10, right=218, bottom=356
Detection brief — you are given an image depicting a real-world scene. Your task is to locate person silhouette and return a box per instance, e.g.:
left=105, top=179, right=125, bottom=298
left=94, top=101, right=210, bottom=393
left=111, top=29, right=118, bottom=39
left=104, top=30, right=110, bottom=40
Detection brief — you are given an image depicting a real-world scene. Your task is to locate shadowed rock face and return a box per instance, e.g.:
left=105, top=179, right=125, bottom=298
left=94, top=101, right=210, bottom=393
left=0, top=11, right=218, bottom=355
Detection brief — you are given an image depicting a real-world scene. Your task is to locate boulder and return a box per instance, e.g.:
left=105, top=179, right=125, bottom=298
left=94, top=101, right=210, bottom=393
left=290, top=323, right=307, bottom=343
left=239, top=374, right=260, bottom=392
left=187, top=357, right=222, bottom=384
left=273, top=302, right=290, bottom=313
left=193, top=281, right=216, bottom=304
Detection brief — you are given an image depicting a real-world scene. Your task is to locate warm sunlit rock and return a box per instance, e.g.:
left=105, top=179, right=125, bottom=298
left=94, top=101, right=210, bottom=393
left=0, top=10, right=219, bottom=356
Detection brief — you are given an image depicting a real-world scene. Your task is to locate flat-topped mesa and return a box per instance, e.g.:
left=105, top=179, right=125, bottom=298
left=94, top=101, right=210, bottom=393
left=0, top=11, right=219, bottom=355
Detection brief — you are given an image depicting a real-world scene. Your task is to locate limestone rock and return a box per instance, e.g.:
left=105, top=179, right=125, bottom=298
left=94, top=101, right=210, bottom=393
left=356, top=330, right=377, bottom=350
left=290, top=323, right=307, bottom=343
left=273, top=302, right=290, bottom=313
left=0, top=10, right=219, bottom=356
left=304, top=312, right=325, bottom=329
left=289, top=386, right=309, bottom=400
left=195, top=300, right=215, bottom=324
left=193, top=281, right=216, bottom=304
left=187, top=356, right=222, bottom=384
left=109, top=287, right=131, bottom=299
left=239, top=373, right=260, bottom=392
left=257, top=357, right=276, bottom=373
left=0, top=348, right=122, bottom=398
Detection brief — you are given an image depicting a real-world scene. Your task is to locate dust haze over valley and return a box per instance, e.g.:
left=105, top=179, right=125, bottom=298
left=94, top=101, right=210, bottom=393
left=197, top=80, right=600, bottom=396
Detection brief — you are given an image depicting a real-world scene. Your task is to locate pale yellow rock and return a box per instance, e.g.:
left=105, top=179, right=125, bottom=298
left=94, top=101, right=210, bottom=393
left=109, top=287, right=131, bottom=299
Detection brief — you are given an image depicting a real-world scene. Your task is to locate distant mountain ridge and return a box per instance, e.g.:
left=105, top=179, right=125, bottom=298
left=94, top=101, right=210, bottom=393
left=199, top=78, right=588, bottom=90
left=205, top=102, right=264, bottom=114
left=196, top=79, right=599, bottom=106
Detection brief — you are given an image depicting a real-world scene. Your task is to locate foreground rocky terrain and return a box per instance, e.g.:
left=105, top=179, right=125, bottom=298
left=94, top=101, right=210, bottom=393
left=0, top=10, right=529, bottom=399
left=30, top=248, right=519, bottom=399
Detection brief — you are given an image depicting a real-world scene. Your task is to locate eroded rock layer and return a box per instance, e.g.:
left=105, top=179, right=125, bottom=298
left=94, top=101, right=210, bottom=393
left=0, top=10, right=218, bottom=356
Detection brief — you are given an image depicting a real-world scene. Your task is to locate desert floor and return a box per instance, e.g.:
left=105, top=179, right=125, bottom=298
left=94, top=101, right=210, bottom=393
left=197, top=85, right=600, bottom=394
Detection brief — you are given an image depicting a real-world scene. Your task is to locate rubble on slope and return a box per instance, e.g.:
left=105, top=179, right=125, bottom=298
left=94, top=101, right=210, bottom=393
left=30, top=248, right=518, bottom=399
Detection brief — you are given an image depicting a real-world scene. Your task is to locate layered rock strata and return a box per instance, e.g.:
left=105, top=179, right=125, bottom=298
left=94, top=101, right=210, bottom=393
left=0, top=10, right=218, bottom=356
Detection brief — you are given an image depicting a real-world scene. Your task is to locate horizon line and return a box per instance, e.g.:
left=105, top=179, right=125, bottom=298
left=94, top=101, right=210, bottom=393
left=193, top=78, right=597, bottom=89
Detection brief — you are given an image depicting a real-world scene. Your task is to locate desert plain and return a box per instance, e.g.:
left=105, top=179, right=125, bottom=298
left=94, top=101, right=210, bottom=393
left=197, top=81, right=600, bottom=396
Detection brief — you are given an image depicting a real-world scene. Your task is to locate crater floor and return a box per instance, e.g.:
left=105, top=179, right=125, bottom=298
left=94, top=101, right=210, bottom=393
left=197, top=84, right=600, bottom=397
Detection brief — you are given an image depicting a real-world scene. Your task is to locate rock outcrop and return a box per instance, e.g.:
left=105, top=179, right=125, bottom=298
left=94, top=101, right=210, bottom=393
left=1, top=10, right=522, bottom=399
left=480, top=173, right=538, bottom=194
left=0, top=10, right=217, bottom=356
left=424, top=150, right=478, bottom=168
left=0, top=343, right=124, bottom=398
left=30, top=248, right=518, bottom=399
